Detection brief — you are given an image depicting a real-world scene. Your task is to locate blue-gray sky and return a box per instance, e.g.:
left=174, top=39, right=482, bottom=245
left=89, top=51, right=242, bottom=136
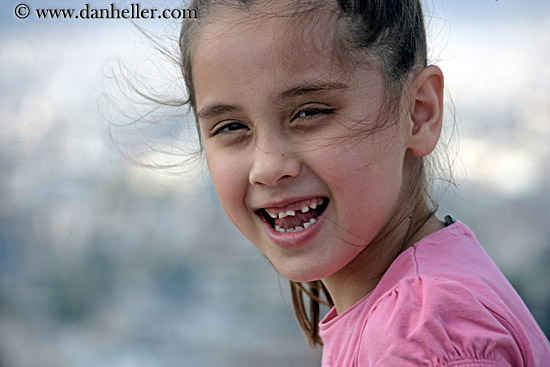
left=1, top=1, right=549, bottom=365
left=1, top=0, right=548, bottom=195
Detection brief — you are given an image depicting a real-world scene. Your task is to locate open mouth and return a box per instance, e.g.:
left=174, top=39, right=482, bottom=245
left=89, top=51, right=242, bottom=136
left=256, top=197, right=329, bottom=234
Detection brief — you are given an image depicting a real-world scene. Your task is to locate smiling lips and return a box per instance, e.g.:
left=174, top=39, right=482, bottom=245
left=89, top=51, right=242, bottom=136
left=259, top=197, right=328, bottom=234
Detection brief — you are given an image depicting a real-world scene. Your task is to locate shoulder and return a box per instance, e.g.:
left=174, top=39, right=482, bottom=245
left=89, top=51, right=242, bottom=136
left=358, top=275, right=523, bottom=367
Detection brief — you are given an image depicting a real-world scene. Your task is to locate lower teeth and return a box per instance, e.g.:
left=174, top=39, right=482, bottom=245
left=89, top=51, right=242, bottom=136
left=275, top=218, right=317, bottom=233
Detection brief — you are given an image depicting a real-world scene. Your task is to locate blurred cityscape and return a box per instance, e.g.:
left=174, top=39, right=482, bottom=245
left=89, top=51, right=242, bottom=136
left=1, top=0, right=549, bottom=366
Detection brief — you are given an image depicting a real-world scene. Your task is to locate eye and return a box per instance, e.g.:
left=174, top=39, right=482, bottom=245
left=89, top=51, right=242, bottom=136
left=211, top=121, right=248, bottom=136
left=291, top=107, right=334, bottom=122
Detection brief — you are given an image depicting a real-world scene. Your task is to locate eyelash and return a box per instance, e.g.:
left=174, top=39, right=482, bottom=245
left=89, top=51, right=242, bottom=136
left=210, top=107, right=334, bottom=136
left=211, top=121, right=248, bottom=136
left=291, top=107, right=334, bottom=122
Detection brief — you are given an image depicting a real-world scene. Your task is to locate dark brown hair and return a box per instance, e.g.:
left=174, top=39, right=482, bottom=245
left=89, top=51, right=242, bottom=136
left=178, top=0, right=433, bottom=347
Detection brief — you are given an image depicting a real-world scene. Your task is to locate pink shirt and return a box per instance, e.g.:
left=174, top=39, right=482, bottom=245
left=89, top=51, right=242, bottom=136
left=319, top=222, right=550, bottom=366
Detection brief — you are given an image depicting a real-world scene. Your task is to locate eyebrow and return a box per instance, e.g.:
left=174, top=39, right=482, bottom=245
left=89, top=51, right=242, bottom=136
left=197, top=104, right=242, bottom=121
left=196, top=81, right=349, bottom=121
left=278, top=81, right=349, bottom=101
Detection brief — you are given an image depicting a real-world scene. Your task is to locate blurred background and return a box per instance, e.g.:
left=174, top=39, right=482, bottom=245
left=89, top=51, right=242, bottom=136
left=0, top=0, right=548, bottom=366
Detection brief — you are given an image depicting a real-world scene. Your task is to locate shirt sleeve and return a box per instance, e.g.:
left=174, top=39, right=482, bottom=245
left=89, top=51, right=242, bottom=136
left=357, top=276, right=524, bottom=367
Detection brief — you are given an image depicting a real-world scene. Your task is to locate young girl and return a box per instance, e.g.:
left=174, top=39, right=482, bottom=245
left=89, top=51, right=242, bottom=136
left=177, top=0, right=550, bottom=365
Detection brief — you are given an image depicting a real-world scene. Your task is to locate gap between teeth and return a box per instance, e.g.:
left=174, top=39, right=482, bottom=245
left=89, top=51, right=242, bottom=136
left=275, top=218, right=317, bottom=233
left=269, top=198, right=324, bottom=219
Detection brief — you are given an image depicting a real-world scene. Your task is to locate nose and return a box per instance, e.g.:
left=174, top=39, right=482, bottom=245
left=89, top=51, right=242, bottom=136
left=249, top=136, right=301, bottom=187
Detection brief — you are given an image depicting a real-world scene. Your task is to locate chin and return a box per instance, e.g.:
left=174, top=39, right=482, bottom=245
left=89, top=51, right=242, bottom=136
left=275, top=262, right=337, bottom=283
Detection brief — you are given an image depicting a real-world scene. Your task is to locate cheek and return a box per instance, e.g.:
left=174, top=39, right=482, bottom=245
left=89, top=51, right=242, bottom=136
left=314, top=144, right=376, bottom=188
left=319, top=134, right=405, bottom=190
left=314, top=142, right=404, bottom=228
left=206, top=151, right=251, bottom=225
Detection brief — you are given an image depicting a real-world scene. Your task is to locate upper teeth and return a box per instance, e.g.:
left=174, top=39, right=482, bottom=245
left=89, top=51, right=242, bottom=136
left=278, top=210, right=295, bottom=219
left=266, top=198, right=325, bottom=219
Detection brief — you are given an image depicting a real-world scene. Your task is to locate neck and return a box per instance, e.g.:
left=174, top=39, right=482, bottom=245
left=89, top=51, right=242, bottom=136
left=321, top=204, right=444, bottom=314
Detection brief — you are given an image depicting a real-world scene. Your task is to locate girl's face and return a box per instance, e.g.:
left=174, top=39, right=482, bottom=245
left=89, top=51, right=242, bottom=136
left=192, top=11, right=412, bottom=282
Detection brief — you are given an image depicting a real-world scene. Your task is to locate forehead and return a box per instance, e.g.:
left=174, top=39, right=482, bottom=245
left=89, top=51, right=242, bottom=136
left=193, top=3, right=340, bottom=58
left=190, top=6, right=352, bottom=101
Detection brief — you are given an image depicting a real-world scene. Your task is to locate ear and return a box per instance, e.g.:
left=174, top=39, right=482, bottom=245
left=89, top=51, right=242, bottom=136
left=406, top=65, right=444, bottom=157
